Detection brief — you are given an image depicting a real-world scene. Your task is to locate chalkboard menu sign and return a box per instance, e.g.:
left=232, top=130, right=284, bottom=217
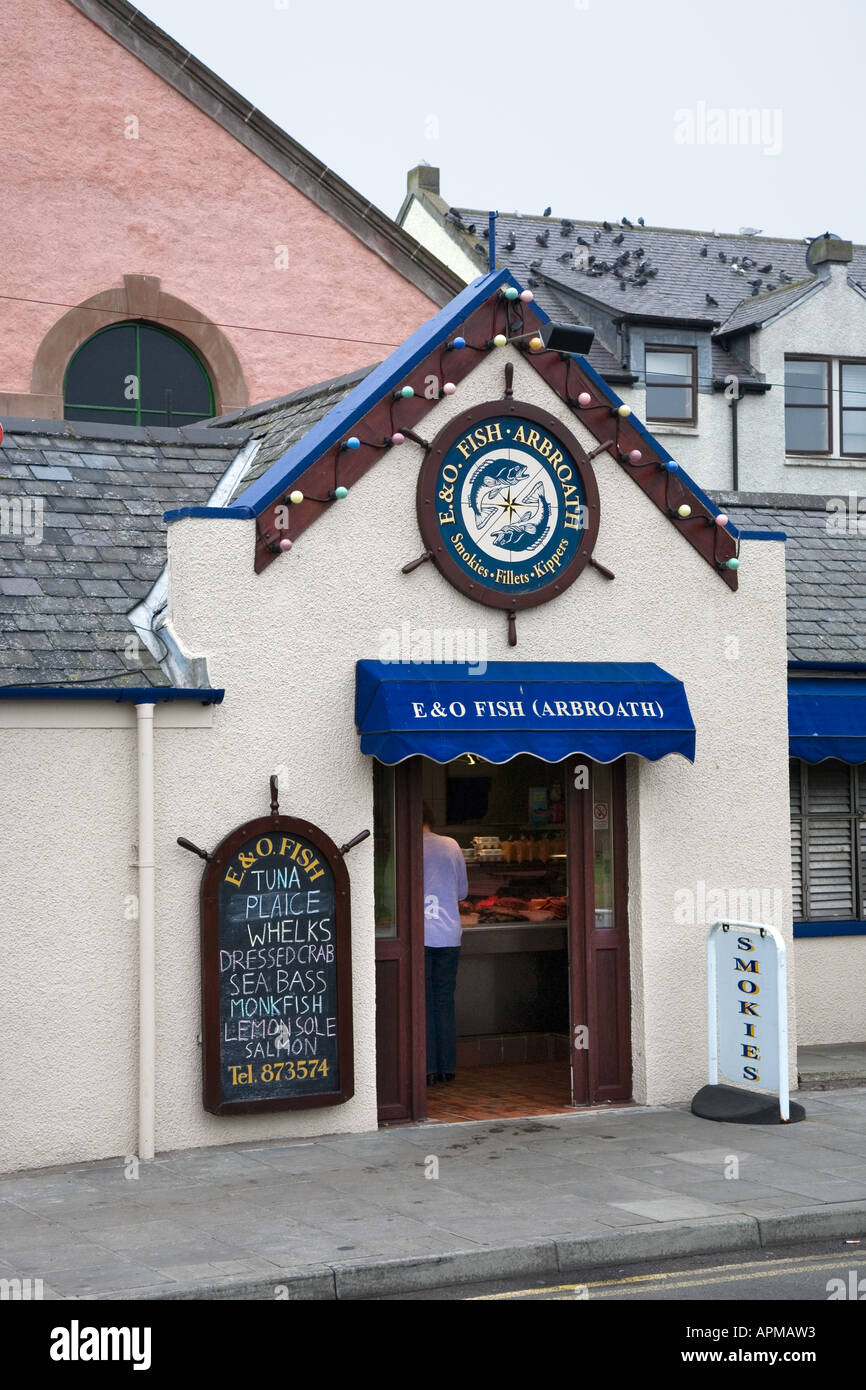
left=200, top=813, right=354, bottom=1114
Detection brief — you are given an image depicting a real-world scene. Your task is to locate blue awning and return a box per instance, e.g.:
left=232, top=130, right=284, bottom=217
left=788, top=677, right=866, bottom=764
left=355, top=661, right=696, bottom=765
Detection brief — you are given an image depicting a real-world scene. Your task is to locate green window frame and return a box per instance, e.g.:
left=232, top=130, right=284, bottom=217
left=64, top=322, right=215, bottom=427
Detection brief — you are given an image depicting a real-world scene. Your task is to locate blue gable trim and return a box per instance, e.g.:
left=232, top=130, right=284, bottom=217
left=736, top=529, right=786, bottom=541
left=164, top=505, right=255, bottom=522
left=165, top=271, right=512, bottom=523
left=163, top=268, right=750, bottom=537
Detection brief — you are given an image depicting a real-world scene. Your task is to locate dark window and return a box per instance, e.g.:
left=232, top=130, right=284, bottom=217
left=784, top=357, right=831, bottom=453
left=840, top=361, right=866, bottom=456
left=64, top=322, right=214, bottom=427
left=645, top=346, right=697, bottom=424
left=790, top=759, right=866, bottom=921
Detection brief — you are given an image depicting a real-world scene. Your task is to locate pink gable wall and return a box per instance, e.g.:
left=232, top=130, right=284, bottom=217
left=0, top=0, right=438, bottom=414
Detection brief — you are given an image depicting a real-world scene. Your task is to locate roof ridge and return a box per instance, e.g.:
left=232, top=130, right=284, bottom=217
left=207, top=365, right=379, bottom=428
left=455, top=209, right=864, bottom=247
left=0, top=416, right=248, bottom=445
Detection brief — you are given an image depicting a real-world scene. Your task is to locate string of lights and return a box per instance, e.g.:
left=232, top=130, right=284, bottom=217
left=0, top=289, right=865, bottom=399
left=0, top=292, right=403, bottom=353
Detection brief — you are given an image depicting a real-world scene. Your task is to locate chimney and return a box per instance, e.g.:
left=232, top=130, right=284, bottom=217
left=806, top=232, right=853, bottom=274
left=407, top=163, right=440, bottom=197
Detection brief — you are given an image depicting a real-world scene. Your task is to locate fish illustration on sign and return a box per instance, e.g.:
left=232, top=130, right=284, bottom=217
left=469, top=460, right=530, bottom=525
left=490, top=480, right=551, bottom=550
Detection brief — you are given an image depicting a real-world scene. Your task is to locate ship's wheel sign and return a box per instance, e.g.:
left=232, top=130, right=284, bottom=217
left=416, top=400, right=600, bottom=611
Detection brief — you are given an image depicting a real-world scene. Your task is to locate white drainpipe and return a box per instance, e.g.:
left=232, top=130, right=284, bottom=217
left=135, top=701, right=156, bottom=1162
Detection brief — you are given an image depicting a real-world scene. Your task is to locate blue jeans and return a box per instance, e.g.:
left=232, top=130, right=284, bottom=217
left=425, top=946, right=461, bottom=1075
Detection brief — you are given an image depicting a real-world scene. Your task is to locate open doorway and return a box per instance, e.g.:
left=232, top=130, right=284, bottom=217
left=423, top=755, right=572, bottom=1121
left=373, top=754, right=631, bottom=1124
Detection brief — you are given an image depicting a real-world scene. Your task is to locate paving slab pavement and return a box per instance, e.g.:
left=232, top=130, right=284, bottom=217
left=799, top=1041, right=866, bottom=1090
left=1, top=1089, right=865, bottom=1300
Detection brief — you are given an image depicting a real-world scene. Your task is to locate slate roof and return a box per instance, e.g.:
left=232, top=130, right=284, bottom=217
left=452, top=208, right=866, bottom=338
left=209, top=367, right=375, bottom=493
left=709, top=339, right=766, bottom=389
left=716, top=278, right=820, bottom=336
left=719, top=494, right=866, bottom=663
left=0, top=419, right=247, bottom=687
left=525, top=282, right=634, bottom=381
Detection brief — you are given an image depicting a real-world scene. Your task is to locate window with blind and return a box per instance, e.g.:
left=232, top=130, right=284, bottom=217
left=790, top=759, right=866, bottom=921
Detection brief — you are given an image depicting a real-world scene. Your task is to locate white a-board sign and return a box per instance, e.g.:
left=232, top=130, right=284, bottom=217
left=706, top=919, right=790, bottom=1121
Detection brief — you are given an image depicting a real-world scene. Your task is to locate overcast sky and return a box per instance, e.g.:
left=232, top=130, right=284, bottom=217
left=137, top=0, right=865, bottom=242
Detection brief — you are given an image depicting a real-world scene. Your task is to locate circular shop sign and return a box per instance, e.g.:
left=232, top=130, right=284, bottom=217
left=417, top=400, right=600, bottom=610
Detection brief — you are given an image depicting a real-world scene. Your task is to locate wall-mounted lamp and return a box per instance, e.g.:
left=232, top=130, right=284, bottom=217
left=508, top=321, right=595, bottom=354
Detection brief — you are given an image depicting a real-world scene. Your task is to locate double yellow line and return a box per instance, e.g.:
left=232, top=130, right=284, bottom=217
left=469, top=1250, right=866, bottom=1299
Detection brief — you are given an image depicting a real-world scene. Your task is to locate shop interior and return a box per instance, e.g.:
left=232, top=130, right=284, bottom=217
left=423, top=755, right=574, bottom=1119
left=374, top=754, right=618, bottom=1121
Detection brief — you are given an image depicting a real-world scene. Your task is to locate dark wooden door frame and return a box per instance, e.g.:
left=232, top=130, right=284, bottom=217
left=568, top=758, right=632, bottom=1104
left=378, top=754, right=632, bottom=1121
left=567, top=763, right=592, bottom=1106
left=402, top=758, right=428, bottom=1120
left=375, top=758, right=427, bottom=1124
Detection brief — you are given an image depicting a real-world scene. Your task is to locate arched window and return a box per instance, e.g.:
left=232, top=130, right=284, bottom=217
left=64, top=322, right=215, bottom=427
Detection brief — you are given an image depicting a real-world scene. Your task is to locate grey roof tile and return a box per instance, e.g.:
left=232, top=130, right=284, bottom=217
left=0, top=421, right=247, bottom=686
left=1, top=578, right=43, bottom=596
left=720, top=496, right=866, bottom=663
left=459, top=207, right=854, bottom=329
left=30, top=465, right=73, bottom=481
left=717, top=279, right=818, bottom=335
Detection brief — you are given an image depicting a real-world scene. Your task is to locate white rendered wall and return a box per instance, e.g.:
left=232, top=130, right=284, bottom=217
left=744, top=267, right=866, bottom=494
left=0, top=725, right=138, bottom=1172
left=615, top=380, right=738, bottom=493
left=0, top=703, right=213, bottom=1173
left=794, top=937, right=866, bottom=1045
left=401, top=198, right=482, bottom=285
left=163, top=343, right=792, bottom=1135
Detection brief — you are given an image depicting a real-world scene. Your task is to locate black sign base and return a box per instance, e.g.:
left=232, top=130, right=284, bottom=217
left=691, top=1082, right=806, bottom=1124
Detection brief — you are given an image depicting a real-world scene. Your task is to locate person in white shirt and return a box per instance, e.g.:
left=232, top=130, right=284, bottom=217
left=423, top=803, right=468, bottom=1085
